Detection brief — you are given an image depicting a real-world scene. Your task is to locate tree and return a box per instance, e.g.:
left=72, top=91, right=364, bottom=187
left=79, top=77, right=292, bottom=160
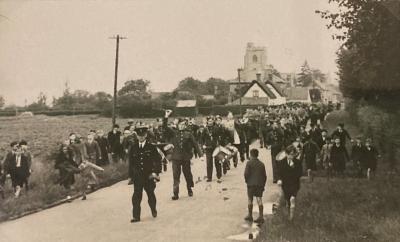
left=91, top=92, right=112, bottom=109
left=0, top=95, right=4, bottom=109
left=316, top=0, right=400, bottom=101
left=311, top=69, right=327, bottom=83
left=27, top=92, right=49, bottom=111
left=175, top=77, right=203, bottom=94
left=118, top=79, right=151, bottom=99
left=297, top=60, right=313, bottom=87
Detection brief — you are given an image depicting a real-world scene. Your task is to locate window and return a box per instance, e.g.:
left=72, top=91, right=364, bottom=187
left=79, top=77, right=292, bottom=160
left=253, top=90, right=259, bottom=98
left=253, top=55, right=258, bottom=63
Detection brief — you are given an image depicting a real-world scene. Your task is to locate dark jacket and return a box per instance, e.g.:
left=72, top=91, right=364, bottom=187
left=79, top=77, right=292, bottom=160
left=213, top=124, right=232, bottom=146
left=276, top=157, right=302, bottom=194
left=200, top=125, right=218, bottom=150
left=234, top=120, right=248, bottom=144
left=351, top=144, right=364, bottom=162
left=128, top=141, right=162, bottom=182
left=163, top=118, right=202, bottom=161
left=244, top=158, right=267, bottom=187
left=107, top=130, right=122, bottom=154
left=331, top=129, right=351, bottom=146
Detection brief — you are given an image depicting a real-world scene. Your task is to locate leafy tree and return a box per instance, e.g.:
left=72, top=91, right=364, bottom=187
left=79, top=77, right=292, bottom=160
left=298, top=60, right=313, bottom=87
left=176, top=77, right=203, bottom=92
left=91, top=91, right=112, bottom=109
left=118, top=79, right=151, bottom=99
left=316, top=0, right=400, bottom=102
left=27, top=92, right=49, bottom=111
left=312, top=69, right=327, bottom=83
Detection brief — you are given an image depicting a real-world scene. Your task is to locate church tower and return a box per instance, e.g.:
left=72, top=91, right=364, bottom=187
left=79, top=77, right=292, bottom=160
left=242, top=42, right=269, bottom=82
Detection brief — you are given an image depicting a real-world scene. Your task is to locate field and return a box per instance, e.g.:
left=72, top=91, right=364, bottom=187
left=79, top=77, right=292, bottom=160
left=0, top=115, right=139, bottom=221
left=257, top=110, right=400, bottom=242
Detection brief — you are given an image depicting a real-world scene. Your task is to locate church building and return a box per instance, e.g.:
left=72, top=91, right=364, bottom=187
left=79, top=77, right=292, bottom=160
left=228, top=42, right=287, bottom=106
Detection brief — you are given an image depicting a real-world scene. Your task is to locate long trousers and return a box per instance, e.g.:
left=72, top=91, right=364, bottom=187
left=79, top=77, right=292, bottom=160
left=233, top=144, right=244, bottom=162
left=132, top=178, right=156, bottom=220
left=205, top=149, right=214, bottom=180
left=172, top=159, right=193, bottom=195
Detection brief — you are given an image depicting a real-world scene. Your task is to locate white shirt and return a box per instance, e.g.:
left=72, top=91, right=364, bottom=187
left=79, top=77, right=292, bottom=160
left=139, top=141, right=146, bottom=149
left=16, top=155, right=21, bottom=167
left=233, top=129, right=240, bottom=144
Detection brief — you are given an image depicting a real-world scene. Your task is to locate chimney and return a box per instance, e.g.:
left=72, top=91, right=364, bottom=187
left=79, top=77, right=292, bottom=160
left=256, top=72, right=261, bottom=82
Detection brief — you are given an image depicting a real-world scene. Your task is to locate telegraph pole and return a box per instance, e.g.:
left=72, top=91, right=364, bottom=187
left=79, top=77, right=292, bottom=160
left=109, top=35, right=126, bottom=127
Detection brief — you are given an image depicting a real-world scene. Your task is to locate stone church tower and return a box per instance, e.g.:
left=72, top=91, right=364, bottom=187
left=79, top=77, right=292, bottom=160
left=241, top=42, right=272, bottom=82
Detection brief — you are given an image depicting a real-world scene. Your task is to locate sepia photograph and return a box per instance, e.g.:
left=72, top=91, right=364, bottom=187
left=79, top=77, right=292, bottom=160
left=0, top=0, right=399, bottom=241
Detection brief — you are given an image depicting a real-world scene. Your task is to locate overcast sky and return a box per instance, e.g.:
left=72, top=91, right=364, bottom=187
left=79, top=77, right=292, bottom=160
left=0, top=0, right=340, bottom=106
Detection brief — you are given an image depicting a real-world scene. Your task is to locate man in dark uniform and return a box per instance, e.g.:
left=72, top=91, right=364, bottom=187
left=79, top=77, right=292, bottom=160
left=200, top=116, right=217, bottom=182
left=163, top=110, right=203, bottom=200
left=129, top=125, right=162, bottom=223
left=187, top=118, right=200, bottom=158
left=213, top=115, right=232, bottom=180
left=108, top=124, right=122, bottom=163
left=268, top=120, right=284, bottom=183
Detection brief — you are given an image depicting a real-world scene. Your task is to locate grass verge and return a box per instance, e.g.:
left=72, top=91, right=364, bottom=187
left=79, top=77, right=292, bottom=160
left=257, top=110, right=400, bottom=242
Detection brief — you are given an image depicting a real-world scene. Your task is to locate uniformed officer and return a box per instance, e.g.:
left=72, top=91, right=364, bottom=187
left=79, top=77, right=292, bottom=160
left=129, top=124, right=162, bottom=223
left=163, top=110, right=203, bottom=200
left=200, top=116, right=217, bottom=182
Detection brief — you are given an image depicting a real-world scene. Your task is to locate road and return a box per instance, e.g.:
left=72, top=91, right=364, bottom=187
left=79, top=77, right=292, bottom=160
left=0, top=141, right=280, bottom=242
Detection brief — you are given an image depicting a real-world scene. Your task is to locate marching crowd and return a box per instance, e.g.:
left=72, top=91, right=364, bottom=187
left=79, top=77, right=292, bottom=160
left=0, top=102, right=380, bottom=223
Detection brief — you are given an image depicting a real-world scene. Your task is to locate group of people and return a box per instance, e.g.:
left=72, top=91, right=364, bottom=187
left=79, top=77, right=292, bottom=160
left=0, top=140, right=32, bottom=199
left=0, top=102, right=380, bottom=224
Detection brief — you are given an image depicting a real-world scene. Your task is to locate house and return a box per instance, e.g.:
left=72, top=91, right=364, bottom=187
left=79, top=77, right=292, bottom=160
left=283, top=87, right=311, bottom=103
left=283, top=87, right=322, bottom=103
left=228, top=75, right=286, bottom=106
left=175, top=100, right=198, bottom=116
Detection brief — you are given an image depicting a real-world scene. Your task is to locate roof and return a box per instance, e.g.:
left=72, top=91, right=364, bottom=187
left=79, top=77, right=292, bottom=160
left=176, top=100, right=197, bottom=108
left=243, top=80, right=276, bottom=99
left=283, top=87, right=310, bottom=101
left=265, top=80, right=285, bottom=97
left=227, top=97, right=269, bottom=106
left=200, top=95, right=215, bottom=100
left=150, top=91, right=168, bottom=99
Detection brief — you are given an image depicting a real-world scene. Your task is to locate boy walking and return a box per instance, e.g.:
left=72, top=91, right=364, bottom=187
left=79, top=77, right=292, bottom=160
left=244, top=149, right=267, bottom=224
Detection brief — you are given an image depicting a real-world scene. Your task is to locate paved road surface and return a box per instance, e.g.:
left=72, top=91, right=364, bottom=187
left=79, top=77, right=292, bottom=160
left=0, top=141, right=280, bottom=242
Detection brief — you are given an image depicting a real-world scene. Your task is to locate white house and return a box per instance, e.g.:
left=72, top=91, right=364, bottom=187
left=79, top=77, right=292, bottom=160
left=228, top=79, right=286, bottom=106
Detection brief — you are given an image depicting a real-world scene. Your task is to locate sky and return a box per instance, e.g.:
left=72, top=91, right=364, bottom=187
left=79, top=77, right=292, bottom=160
left=0, top=0, right=340, bottom=106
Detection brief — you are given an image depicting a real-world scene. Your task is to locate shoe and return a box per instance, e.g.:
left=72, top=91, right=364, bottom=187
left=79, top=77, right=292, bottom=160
left=254, top=217, right=264, bottom=224
left=206, top=179, right=212, bottom=182
left=82, top=194, right=87, bottom=200
left=188, top=190, right=193, bottom=197
left=171, top=195, right=179, bottom=200
left=151, top=209, right=157, bottom=218
left=244, top=215, right=253, bottom=222
left=130, top=218, right=140, bottom=223
left=217, top=179, right=222, bottom=183
left=128, top=179, right=133, bottom=185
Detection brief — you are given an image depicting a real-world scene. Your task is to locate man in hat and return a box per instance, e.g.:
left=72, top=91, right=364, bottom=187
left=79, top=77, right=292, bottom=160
left=200, top=116, right=217, bottom=182
left=276, top=144, right=303, bottom=221
left=108, top=124, right=122, bottom=163
left=331, top=123, right=352, bottom=147
left=129, top=124, right=162, bottom=223
left=125, top=119, right=135, bottom=131
left=163, top=110, right=202, bottom=200
left=19, top=140, right=32, bottom=190
left=213, top=115, right=233, bottom=181
left=351, top=136, right=364, bottom=177
left=362, top=138, right=379, bottom=180
left=268, top=120, right=284, bottom=183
